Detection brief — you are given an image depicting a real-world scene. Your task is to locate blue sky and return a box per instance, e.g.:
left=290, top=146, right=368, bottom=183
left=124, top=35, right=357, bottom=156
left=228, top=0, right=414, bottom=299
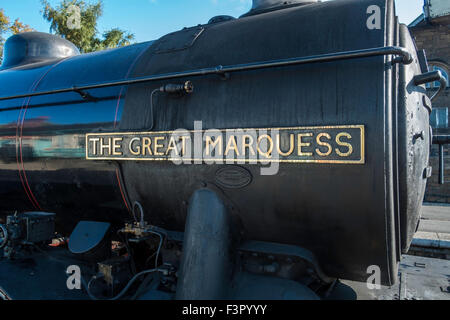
left=1, top=0, right=424, bottom=43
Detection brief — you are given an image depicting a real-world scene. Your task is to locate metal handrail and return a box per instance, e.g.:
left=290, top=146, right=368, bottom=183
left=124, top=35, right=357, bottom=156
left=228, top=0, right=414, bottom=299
left=414, top=70, right=448, bottom=101
left=0, top=46, right=413, bottom=102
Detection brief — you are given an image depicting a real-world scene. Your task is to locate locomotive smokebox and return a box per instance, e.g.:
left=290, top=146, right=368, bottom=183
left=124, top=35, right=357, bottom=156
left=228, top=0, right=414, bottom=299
left=0, top=0, right=444, bottom=291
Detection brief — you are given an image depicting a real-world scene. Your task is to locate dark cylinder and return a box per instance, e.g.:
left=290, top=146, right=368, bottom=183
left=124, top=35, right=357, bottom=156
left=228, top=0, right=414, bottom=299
left=176, top=189, right=231, bottom=300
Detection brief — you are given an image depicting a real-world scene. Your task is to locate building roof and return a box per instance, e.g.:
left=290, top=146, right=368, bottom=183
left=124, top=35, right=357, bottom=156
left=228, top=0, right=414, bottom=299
left=409, top=14, right=425, bottom=28
left=409, top=0, right=450, bottom=28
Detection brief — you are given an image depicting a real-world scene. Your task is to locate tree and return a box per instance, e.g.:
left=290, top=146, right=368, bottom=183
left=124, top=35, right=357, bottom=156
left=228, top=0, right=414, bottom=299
left=0, top=9, right=33, bottom=63
left=10, top=19, right=34, bottom=35
left=41, top=0, right=134, bottom=53
left=101, top=28, right=135, bottom=50
left=0, top=10, right=9, bottom=62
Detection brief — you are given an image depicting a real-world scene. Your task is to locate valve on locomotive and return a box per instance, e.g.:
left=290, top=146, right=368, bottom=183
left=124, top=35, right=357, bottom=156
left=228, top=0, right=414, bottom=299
left=159, top=81, right=194, bottom=95
left=0, top=212, right=55, bottom=259
left=66, top=204, right=178, bottom=300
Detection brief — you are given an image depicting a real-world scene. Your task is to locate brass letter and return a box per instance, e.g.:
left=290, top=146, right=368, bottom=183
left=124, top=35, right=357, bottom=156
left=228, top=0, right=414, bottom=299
left=298, top=133, right=313, bottom=157
left=276, top=134, right=294, bottom=157
left=206, top=136, right=223, bottom=156
left=257, top=134, right=274, bottom=158
left=225, top=136, right=240, bottom=157
left=142, top=137, right=153, bottom=156
left=166, top=137, right=179, bottom=156
left=336, top=132, right=353, bottom=157
left=112, top=138, right=123, bottom=156
left=100, top=138, right=112, bottom=156
left=154, top=137, right=165, bottom=156
left=90, top=138, right=100, bottom=155
left=242, top=135, right=256, bottom=156
left=316, top=133, right=332, bottom=157
left=129, top=138, right=141, bottom=156
left=180, top=136, right=191, bottom=157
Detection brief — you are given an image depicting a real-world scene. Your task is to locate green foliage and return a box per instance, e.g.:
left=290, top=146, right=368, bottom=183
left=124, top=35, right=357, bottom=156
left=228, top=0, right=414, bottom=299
left=101, top=28, right=135, bottom=50
left=0, top=10, right=10, bottom=35
left=1, top=1, right=133, bottom=63
left=41, top=0, right=135, bottom=53
left=10, top=19, right=34, bottom=35
left=0, top=9, right=34, bottom=63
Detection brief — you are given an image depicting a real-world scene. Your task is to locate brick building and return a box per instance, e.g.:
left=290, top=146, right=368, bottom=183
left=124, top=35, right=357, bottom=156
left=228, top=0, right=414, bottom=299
left=409, top=0, right=450, bottom=203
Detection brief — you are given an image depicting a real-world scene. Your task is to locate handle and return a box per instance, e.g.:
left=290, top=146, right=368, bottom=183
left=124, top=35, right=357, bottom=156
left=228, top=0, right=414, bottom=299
left=414, top=70, right=448, bottom=101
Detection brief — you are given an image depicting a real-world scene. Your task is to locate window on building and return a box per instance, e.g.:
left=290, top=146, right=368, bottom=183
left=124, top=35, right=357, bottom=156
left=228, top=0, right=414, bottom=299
left=426, top=64, right=449, bottom=89
left=430, top=107, right=449, bottom=129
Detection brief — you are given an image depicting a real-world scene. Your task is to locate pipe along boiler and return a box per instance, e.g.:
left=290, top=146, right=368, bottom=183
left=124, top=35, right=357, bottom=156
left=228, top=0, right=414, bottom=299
left=0, top=0, right=447, bottom=300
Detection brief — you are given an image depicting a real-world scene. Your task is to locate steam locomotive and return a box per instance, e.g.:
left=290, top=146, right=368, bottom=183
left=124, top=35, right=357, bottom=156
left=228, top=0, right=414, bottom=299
left=0, top=0, right=446, bottom=300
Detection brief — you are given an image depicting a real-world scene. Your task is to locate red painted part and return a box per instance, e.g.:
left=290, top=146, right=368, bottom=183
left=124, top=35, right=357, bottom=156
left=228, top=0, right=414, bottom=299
left=116, top=168, right=131, bottom=213
left=16, top=59, right=68, bottom=210
left=113, top=44, right=152, bottom=214
left=16, top=79, right=41, bottom=210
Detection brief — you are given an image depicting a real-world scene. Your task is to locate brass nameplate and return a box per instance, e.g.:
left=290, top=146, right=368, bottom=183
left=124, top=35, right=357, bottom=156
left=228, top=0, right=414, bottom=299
left=86, top=125, right=365, bottom=164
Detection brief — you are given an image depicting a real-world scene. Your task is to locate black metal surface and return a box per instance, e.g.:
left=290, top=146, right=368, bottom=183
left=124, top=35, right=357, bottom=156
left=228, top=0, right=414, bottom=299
left=230, top=272, right=320, bottom=300
left=250, top=0, right=318, bottom=12
left=0, top=248, right=90, bottom=300
left=243, top=0, right=318, bottom=17
left=0, top=40, right=154, bottom=232
left=239, top=241, right=335, bottom=284
left=0, top=0, right=434, bottom=286
left=68, top=221, right=111, bottom=261
left=0, top=249, right=447, bottom=300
